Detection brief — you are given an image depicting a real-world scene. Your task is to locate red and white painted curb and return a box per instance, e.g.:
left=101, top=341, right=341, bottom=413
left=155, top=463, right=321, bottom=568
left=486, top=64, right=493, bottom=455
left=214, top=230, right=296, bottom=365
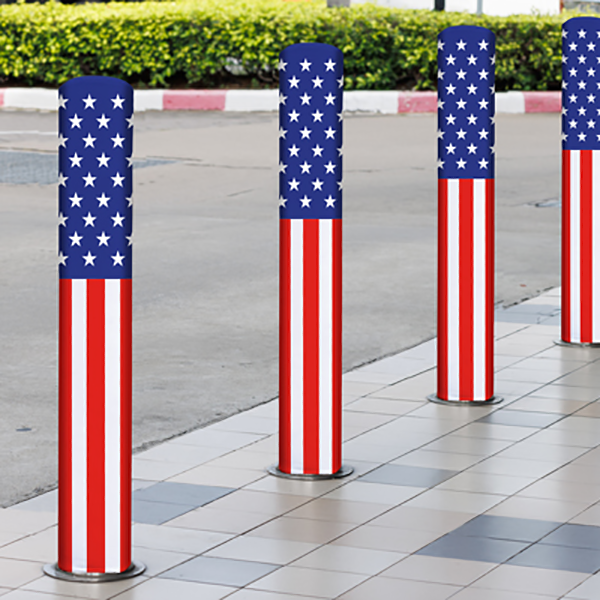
left=0, top=88, right=562, bottom=113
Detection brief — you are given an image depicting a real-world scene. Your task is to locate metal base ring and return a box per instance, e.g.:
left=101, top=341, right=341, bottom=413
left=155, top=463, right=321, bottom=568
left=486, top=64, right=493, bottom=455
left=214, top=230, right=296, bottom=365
left=268, top=464, right=354, bottom=480
left=427, top=394, right=504, bottom=406
left=43, top=561, right=146, bottom=583
left=554, top=339, right=600, bottom=348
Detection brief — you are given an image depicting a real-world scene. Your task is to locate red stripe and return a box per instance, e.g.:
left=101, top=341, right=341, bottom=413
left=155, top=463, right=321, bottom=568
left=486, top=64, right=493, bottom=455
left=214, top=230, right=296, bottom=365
left=303, top=220, right=319, bottom=473
left=331, top=219, right=342, bottom=473
left=58, top=279, right=72, bottom=573
left=459, top=180, right=475, bottom=401
left=279, top=220, right=292, bottom=474
left=437, top=179, right=448, bottom=400
left=581, top=150, right=593, bottom=343
left=87, top=279, right=105, bottom=573
left=563, top=150, right=571, bottom=341
left=485, top=180, right=495, bottom=400
left=120, top=279, right=132, bottom=571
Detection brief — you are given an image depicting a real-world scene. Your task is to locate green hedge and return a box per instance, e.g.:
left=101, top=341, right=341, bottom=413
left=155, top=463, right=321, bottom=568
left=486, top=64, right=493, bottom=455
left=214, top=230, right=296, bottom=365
left=0, top=0, right=580, bottom=90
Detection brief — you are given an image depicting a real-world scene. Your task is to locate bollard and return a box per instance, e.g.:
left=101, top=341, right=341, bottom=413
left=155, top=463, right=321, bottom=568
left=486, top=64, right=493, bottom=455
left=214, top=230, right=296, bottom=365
left=430, top=26, right=501, bottom=404
left=44, top=77, right=144, bottom=582
left=560, top=17, right=600, bottom=346
left=270, top=43, right=352, bottom=479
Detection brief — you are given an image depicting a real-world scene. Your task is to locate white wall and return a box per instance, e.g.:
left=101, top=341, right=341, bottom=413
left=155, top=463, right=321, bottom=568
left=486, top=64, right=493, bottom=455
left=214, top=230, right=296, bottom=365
left=351, top=0, right=561, bottom=14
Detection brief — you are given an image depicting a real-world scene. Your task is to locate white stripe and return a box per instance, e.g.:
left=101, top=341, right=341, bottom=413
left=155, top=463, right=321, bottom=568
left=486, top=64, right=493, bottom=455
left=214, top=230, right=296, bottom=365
left=571, top=151, right=581, bottom=342
left=105, top=281, right=121, bottom=572
left=318, top=221, right=333, bottom=474
left=593, top=151, right=600, bottom=341
left=473, top=180, right=486, bottom=400
left=447, top=180, right=460, bottom=400
left=290, top=220, right=304, bottom=473
left=71, top=280, right=87, bottom=573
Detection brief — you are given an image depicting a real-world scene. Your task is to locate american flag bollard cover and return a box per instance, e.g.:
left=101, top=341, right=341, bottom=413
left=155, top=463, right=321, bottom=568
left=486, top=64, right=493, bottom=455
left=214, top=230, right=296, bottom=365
left=45, top=77, right=144, bottom=582
left=561, top=17, right=600, bottom=346
left=272, top=43, right=352, bottom=479
left=432, top=26, right=500, bottom=404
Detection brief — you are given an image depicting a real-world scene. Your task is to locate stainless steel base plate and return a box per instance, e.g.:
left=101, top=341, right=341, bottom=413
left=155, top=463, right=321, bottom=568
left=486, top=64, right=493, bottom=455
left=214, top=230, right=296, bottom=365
left=427, top=394, right=504, bottom=406
left=43, top=561, right=146, bottom=583
left=554, top=339, right=600, bottom=348
left=268, top=464, right=354, bottom=480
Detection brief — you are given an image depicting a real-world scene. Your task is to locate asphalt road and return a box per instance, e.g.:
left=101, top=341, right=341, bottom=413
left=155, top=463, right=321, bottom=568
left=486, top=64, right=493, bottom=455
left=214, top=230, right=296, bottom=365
left=0, top=110, right=561, bottom=506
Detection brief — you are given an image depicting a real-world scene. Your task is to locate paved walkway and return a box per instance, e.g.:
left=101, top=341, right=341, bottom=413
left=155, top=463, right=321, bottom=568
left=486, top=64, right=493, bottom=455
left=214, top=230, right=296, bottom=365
left=4, top=287, right=600, bottom=599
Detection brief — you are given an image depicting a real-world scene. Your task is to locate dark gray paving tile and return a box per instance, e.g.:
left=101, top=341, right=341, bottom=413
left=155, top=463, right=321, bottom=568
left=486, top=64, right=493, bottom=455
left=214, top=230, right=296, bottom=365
left=453, top=515, right=562, bottom=543
left=134, top=481, right=234, bottom=507
left=541, top=523, right=600, bottom=551
left=501, top=305, right=560, bottom=316
left=508, top=543, right=600, bottom=573
left=359, top=464, right=459, bottom=488
left=133, top=499, right=196, bottom=525
left=417, top=533, right=529, bottom=563
left=540, top=316, right=561, bottom=326
left=160, top=555, right=279, bottom=587
left=476, top=410, right=564, bottom=428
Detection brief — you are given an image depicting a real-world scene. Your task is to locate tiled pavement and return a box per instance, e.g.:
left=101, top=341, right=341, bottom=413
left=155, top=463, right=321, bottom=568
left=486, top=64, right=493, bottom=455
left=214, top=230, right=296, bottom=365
left=6, top=288, right=600, bottom=598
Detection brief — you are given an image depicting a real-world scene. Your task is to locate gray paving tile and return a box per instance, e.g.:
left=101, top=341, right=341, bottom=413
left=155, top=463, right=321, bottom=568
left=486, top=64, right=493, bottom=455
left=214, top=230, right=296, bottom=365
left=417, top=533, right=529, bottom=563
left=133, top=499, right=197, bottom=525
left=508, top=543, right=600, bottom=573
left=160, top=555, right=279, bottom=587
left=359, top=464, right=459, bottom=488
left=541, top=523, right=600, bottom=551
left=135, top=481, right=235, bottom=507
left=452, top=515, right=562, bottom=543
left=476, top=410, right=564, bottom=429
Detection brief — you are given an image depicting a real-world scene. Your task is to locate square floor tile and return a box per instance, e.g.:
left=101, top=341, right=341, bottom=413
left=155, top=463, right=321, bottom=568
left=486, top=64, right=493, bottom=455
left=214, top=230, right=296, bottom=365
left=160, top=556, right=279, bottom=587
left=359, top=464, right=458, bottom=488
left=487, top=496, right=590, bottom=523
left=403, top=488, right=506, bottom=515
left=476, top=410, right=564, bottom=428
left=337, top=575, right=461, bottom=600
left=134, top=482, right=234, bottom=507
left=133, top=499, right=196, bottom=525
left=540, top=523, right=600, bottom=551
left=166, top=506, right=274, bottom=534
left=452, top=515, right=561, bottom=543
left=322, top=481, right=424, bottom=506
left=508, top=543, right=600, bottom=573
left=0, top=557, right=45, bottom=588
left=23, top=573, right=145, bottom=600
left=332, top=525, right=441, bottom=554
left=110, top=578, right=235, bottom=600
left=285, top=498, right=387, bottom=525
left=249, top=516, right=355, bottom=545
left=369, top=506, right=474, bottom=534
left=417, top=533, right=528, bottom=563
left=437, top=472, right=534, bottom=496
left=206, top=535, right=318, bottom=564
left=565, top=572, right=600, bottom=599
left=133, top=523, right=231, bottom=554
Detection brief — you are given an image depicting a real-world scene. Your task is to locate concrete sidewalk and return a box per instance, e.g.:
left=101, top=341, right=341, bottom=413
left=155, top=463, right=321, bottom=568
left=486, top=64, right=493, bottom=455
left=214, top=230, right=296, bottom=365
left=4, top=287, right=600, bottom=599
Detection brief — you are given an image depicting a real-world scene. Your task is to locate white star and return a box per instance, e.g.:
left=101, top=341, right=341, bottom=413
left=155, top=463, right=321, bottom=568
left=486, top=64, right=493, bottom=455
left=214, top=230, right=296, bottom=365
left=438, top=69, right=445, bottom=80
left=97, top=193, right=110, bottom=207
left=437, top=158, right=445, bottom=170
left=111, top=212, right=125, bottom=227
left=300, top=195, right=311, bottom=207
left=279, top=196, right=287, bottom=207
left=467, top=114, right=478, bottom=125
left=579, top=81, right=588, bottom=90
left=438, top=99, right=445, bottom=110
left=446, top=54, right=456, bottom=65
left=337, top=76, right=344, bottom=88
left=446, top=114, right=456, bottom=125
left=312, top=110, right=324, bottom=122
left=83, top=251, right=96, bottom=266
left=579, top=55, right=587, bottom=65
left=324, top=93, right=336, bottom=105
left=58, top=95, right=68, bottom=109
left=69, top=193, right=83, bottom=207
left=68, top=152, right=82, bottom=168
left=111, top=172, right=125, bottom=187
left=570, top=68, right=577, bottom=77
left=312, top=76, right=324, bottom=88
left=456, top=69, right=466, bottom=80
left=58, top=212, right=68, bottom=227
left=83, top=133, right=96, bottom=148
left=446, top=84, right=456, bottom=95
left=97, top=231, right=110, bottom=246
left=82, top=94, right=96, bottom=109
left=570, top=43, right=578, bottom=53
left=588, top=120, right=596, bottom=129
left=97, top=114, right=110, bottom=129
left=479, top=158, right=489, bottom=169
left=569, top=119, right=578, bottom=129
left=456, top=99, right=467, bottom=110
left=126, top=115, right=134, bottom=128
left=479, top=129, right=489, bottom=140
left=457, top=158, right=467, bottom=169
left=491, top=55, right=496, bottom=65
left=279, top=162, right=287, bottom=174
left=479, top=69, right=489, bottom=80
left=324, top=127, right=336, bottom=139
left=289, top=76, right=300, bottom=88
left=467, top=143, right=478, bottom=154
left=112, top=94, right=125, bottom=109
left=289, top=178, right=300, bottom=191
left=324, top=161, right=336, bottom=174
left=312, top=178, right=324, bottom=191
left=325, top=195, right=336, bottom=208
left=446, top=143, right=456, bottom=155
left=300, top=127, right=311, bottom=139
left=479, top=99, right=489, bottom=110
left=111, top=251, right=125, bottom=266
left=313, top=145, right=324, bottom=157
left=69, top=231, right=83, bottom=246
left=69, top=114, right=83, bottom=129
left=289, top=145, right=300, bottom=157
left=579, top=132, right=588, bottom=141
left=438, top=39, right=445, bottom=50
left=324, top=59, right=336, bottom=71
left=562, top=29, right=568, bottom=39
left=457, top=129, right=467, bottom=140
left=279, top=93, right=287, bottom=107
left=58, top=173, right=68, bottom=187
left=126, top=156, right=133, bottom=168
left=579, top=107, right=587, bottom=116
left=590, top=43, right=597, bottom=52
left=279, top=128, right=287, bottom=139
left=127, top=196, right=133, bottom=208
left=58, top=133, right=67, bottom=148
left=578, top=29, right=587, bottom=38
left=457, top=39, right=466, bottom=51
left=83, top=212, right=96, bottom=227
left=58, top=251, right=67, bottom=266
left=467, top=54, right=477, bottom=65
left=300, top=161, right=312, bottom=174
left=289, top=110, right=300, bottom=122
left=111, top=133, right=125, bottom=148
left=300, top=59, right=311, bottom=71
left=300, top=93, right=311, bottom=105
left=590, top=95, right=597, bottom=104
left=83, top=172, right=96, bottom=187
left=278, top=59, right=287, bottom=71
left=569, top=94, right=578, bottom=103
left=96, top=153, right=111, bottom=168
left=337, top=180, right=343, bottom=190
left=589, top=69, right=597, bottom=77
left=467, top=84, right=478, bottom=95
left=437, top=129, right=445, bottom=140
left=479, top=39, right=489, bottom=51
